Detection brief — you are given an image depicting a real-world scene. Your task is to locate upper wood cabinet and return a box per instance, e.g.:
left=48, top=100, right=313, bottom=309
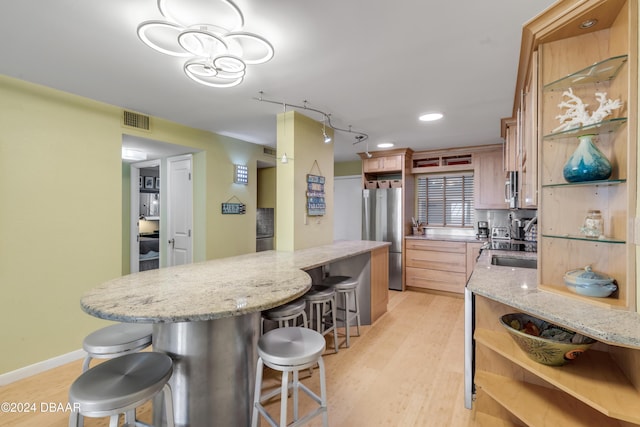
left=363, top=155, right=403, bottom=173
left=473, top=146, right=509, bottom=209
left=501, top=118, right=518, bottom=172
left=501, top=50, right=539, bottom=209
left=519, top=50, right=539, bottom=208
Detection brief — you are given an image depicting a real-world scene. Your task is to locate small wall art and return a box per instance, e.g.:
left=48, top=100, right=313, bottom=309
left=306, top=173, right=325, bottom=216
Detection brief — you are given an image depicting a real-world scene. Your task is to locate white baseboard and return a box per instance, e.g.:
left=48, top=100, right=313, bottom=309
left=0, top=349, right=85, bottom=386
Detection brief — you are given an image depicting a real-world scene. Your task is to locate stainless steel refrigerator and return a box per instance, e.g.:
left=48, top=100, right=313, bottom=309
left=362, top=188, right=403, bottom=290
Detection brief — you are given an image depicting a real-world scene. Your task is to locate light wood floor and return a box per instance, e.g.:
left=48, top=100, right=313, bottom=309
left=0, top=290, right=479, bottom=427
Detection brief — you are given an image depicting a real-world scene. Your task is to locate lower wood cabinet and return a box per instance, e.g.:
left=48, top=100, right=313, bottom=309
left=406, top=239, right=482, bottom=294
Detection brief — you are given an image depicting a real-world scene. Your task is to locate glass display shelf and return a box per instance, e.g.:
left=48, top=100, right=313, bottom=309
left=543, top=117, right=627, bottom=140
left=543, top=55, right=628, bottom=92
left=542, top=234, right=625, bottom=244
left=542, top=178, right=626, bottom=188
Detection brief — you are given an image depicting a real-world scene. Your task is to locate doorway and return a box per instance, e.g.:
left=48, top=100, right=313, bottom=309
left=131, top=161, right=161, bottom=272
left=123, top=135, right=196, bottom=273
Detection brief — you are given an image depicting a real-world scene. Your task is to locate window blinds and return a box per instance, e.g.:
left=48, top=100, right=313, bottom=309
left=416, top=174, right=474, bottom=226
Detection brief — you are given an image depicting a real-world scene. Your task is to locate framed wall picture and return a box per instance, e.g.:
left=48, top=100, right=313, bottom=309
left=144, top=176, right=154, bottom=189
left=155, top=177, right=160, bottom=189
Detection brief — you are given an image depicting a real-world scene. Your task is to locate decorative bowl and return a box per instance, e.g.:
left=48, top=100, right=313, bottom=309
left=563, top=266, right=617, bottom=298
left=500, top=313, right=596, bottom=366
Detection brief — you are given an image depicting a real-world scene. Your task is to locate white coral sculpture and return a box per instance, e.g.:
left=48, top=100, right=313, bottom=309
left=554, top=88, right=623, bottom=133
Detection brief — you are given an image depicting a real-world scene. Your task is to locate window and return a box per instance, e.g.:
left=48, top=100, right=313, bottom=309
left=416, top=173, right=474, bottom=227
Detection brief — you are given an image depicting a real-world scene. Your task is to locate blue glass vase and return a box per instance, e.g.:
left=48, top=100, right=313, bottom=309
left=563, top=134, right=612, bottom=182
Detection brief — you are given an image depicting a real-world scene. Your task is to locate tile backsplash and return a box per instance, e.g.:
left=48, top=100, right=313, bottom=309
left=256, top=208, right=274, bottom=237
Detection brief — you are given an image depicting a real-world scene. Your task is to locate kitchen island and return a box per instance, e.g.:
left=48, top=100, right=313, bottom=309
left=80, top=240, right=389, bottom=427
left=465, top=249, right=640, bottom=425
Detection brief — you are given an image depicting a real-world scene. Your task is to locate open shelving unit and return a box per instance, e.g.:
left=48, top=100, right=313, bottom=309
left=473, top=295, right=640, bottom=426
left=471, top=1, right=640, bottom=425
left=537, top=6, right=636, bottom=310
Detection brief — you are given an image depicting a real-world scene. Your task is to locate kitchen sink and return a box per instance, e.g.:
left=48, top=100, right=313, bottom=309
left=491, top=255, right=537, bottom=269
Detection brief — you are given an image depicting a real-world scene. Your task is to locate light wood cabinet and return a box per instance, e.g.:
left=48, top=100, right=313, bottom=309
left=501, top=50, right=539, bottom=210
left=363, top=155, right=403, bottom=173
left=474, top=147, right=509, bottom=209
left=519, top=51, right=538, bottom=208
left=406, top=239, right=483, bottom=294
left=502, top=118, right=518, bottom=173
left=466, top=242, right=483, bottom=281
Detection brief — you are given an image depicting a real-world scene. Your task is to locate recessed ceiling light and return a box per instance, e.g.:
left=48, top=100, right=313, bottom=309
left=579, top=18, right=598, bottom=29
left=419, top=112, right=443, bottom=122
left=377, top=142, right=395, bottom=148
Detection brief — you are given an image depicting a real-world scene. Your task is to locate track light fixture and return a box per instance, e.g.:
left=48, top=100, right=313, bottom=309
left=255, top=93, right=368, bottom=144
left=322, top=117, right=332, bottom=144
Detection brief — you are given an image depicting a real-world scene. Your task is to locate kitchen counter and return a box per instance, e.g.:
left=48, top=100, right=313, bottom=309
left=82, top=240, right=389, bottom=323
left=467, top=249, right=640, bottom=348
left=80, top=240, right=390, bottom=427
left=405, top=234, right=485, bottom=243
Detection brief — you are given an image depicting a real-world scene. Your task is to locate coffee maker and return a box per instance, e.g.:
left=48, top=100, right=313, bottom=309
left=477, top=221, right=489, bottom=239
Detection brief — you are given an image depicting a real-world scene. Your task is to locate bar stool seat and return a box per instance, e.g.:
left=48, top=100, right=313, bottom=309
left=303, top=286, right=339, bottom=353
left=69, top=352, right=175, bottom=427
left=82, top=323, right=153, bottom=372
left=321, top=276, right=361, bottom=348
left=251, top=327, right=329, bottom=427
left=262, top=297, right=308, bottom=333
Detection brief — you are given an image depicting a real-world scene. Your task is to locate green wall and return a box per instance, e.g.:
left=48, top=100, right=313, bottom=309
left=335, top=160, right=362, bottom=177
left=0, top=75, right=273, bottom=374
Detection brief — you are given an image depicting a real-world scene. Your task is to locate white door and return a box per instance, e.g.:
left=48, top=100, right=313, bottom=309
left=167, top=154, right=193, bottom=266
left=333, top=175, right=363, bottom=241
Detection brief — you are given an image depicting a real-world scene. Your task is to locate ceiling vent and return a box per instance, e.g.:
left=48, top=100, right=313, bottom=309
left=263, top=147, right=276, bottom=156
left=123, top=110, right=151, bottom=131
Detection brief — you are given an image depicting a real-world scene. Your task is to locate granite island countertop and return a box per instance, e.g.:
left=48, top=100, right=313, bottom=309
left=81, top=240, right=390, bottom=323
left=467, top=249, right=640, bottom=349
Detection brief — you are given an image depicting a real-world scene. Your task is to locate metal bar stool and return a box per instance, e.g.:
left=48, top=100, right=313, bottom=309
left=82, top=323, right=153, bottom=372
left=251, top=327, right=329, bottom=427
left=321, top=276, right=361, bottom=348
left=69, top=352, right=175, bottom=427
left=262, top=297, right=308, bottom=334
left=303, top=286, right=339, bottom=353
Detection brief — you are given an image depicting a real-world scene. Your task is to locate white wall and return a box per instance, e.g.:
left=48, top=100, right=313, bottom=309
left=334, top=175, right=362, bottom=241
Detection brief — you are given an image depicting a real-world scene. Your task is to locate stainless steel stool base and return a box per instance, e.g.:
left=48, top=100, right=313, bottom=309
left=251, top=328, right=328, bottom=427
left=321, top=276, right=361, bottom=348
left=303, top=286, right=339, bottom=353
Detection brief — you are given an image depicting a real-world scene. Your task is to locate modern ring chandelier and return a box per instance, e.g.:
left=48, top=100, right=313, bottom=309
left=137, top=0, right=274, bottom=88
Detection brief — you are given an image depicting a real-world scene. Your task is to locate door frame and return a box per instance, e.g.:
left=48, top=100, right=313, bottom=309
left=130, top=159, right=161, bottom=273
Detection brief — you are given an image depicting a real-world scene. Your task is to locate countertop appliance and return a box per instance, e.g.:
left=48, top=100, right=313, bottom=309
left=362, top=188, right=402, bottom=291
left=491, top=226, right=511, bottom=240
left=505, top=171, right=518, bottom=209
left=511, top=217, right=533, bottom=241
left=477, top=221, right=489, bottom=238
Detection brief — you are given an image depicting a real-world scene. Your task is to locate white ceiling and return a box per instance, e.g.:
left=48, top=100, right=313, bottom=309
left=0, top=0, right=556, bottom=162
